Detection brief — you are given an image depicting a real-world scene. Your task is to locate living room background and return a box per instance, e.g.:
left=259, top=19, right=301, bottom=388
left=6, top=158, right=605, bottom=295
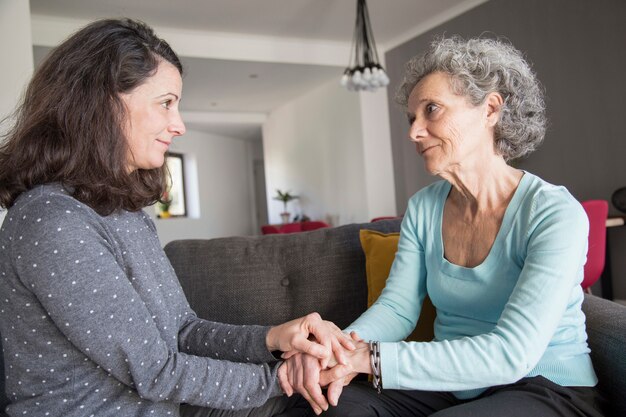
left=384, top=0, right=626, bottom=301
left=1, top=0, right=624, bottom=301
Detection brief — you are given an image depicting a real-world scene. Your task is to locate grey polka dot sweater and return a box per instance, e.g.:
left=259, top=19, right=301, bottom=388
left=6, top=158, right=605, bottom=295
left=0, top=184, right=282, bottom=416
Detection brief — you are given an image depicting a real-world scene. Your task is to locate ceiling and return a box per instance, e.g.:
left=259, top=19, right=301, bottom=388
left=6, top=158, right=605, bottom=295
left=30, top=0, right=482, bottom=45
left=29, top=0, right=485, bottom=139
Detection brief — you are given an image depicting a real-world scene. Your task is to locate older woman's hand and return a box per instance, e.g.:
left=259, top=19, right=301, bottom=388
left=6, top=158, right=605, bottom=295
left=278, top=353, right=357, bottom=415
left=277, top=331, right=366, bottom=414
left=266, top=313, right=355, bottom=367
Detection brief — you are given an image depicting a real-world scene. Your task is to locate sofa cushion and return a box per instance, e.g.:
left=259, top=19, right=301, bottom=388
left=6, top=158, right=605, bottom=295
left=582, top=294, right=626, bottom=416
left=359, top=229, right=435, bottom=342
left=164, top=219, right=403, bottom=330
left=359, top=230, right=400, bottom=308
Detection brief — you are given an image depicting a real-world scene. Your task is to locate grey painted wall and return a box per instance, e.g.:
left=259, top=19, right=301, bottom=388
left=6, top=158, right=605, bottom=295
left=385, top=0, right=626, bottom=299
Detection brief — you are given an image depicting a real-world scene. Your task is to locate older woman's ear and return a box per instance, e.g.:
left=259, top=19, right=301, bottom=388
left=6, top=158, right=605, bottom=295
left=485, top=92, right=505, bottom=127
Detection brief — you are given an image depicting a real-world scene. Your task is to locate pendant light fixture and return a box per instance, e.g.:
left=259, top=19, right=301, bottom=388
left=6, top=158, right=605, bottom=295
left=340, top=0, right=390, bottom=92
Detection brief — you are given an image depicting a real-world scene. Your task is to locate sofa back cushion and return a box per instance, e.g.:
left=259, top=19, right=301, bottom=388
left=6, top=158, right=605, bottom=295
left=582, top=294, right=626, bottom=416
left=164, top=219, right=402, bottom=329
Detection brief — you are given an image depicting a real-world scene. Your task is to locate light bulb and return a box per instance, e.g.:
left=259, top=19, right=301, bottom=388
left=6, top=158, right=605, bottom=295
left=381, top=72, right=390, bottom=86
left=363, top=67, right=372, bottom=81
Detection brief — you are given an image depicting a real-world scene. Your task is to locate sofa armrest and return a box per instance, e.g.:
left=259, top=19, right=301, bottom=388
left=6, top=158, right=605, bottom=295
left=582, top=294, right=626, bottom=416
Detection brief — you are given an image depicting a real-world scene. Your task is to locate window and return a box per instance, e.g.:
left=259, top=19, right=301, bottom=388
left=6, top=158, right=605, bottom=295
left=156, top=153, right=187, bottom=218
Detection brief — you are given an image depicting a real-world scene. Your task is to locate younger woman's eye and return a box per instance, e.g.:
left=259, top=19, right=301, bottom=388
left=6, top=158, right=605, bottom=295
left=161, top=100, right=172, bottom=109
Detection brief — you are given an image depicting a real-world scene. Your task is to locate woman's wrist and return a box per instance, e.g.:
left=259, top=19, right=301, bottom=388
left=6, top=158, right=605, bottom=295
left=265, top=325, right=279, bottom=352
left=351, top=345, right=373, bottom=374
left=369, top=340, right=382, bottom=393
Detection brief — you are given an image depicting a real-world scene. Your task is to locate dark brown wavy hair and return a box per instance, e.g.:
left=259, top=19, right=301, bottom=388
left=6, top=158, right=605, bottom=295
left=0, top=18, right=183, bottom=215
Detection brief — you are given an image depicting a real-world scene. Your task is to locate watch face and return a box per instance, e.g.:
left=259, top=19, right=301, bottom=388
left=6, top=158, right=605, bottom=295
left=612, top=187, right=626, bottom=213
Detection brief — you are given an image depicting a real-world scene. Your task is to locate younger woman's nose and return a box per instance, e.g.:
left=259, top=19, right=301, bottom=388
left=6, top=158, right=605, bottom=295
left=170, top=112, right=186, bottom=136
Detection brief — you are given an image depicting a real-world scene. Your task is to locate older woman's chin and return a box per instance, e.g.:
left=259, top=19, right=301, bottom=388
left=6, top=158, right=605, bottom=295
left=422, top=165, right=442, bottom=177
left=419, top=157, right=442, bottom=175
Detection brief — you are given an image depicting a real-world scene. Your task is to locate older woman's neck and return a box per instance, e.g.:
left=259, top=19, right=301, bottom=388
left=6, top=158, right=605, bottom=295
left=441, top=156, right=523, bottom=213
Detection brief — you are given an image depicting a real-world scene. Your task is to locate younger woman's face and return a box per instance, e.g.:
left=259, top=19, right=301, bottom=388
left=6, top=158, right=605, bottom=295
left=121, top=61, right=186, bottom=172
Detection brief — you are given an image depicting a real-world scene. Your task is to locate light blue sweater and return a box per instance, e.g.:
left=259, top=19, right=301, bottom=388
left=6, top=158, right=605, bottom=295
left=347, top=173, right=598, bottom=399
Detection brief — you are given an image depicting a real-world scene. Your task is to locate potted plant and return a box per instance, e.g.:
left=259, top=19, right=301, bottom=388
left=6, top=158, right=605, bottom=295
left=158, top=190, right=173, bottom=219
left=274, top=189, right=299, bottom=224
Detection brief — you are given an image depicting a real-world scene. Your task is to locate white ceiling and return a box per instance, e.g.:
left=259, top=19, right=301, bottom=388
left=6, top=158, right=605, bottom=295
left=177, top=57, right=340, bottom=113
left=30, top=0, right=484, bottom=45
left=29, top=0, right=486, bottom=139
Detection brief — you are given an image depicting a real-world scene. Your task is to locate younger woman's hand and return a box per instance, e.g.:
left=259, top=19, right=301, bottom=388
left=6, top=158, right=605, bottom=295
left=266, top=314, right=355, bottom=367
left=278, top=331, right=370, bottom=414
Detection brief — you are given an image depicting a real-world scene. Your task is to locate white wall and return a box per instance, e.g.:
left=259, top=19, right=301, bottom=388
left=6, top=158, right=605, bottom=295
left=263, top=80, right=368, bottom=226
left=359, top=89, right=397, bottom=219
left=149, top=129, right=257, bottom=246
left=0, top=1, right=33, bottom=122
left=0, top=0, right=34, bottom=226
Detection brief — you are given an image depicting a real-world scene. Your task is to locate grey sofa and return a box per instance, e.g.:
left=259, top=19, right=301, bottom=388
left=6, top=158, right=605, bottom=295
left=163, top=219, right=625, bottom=416
left=1, top=219, right=625, bottom=416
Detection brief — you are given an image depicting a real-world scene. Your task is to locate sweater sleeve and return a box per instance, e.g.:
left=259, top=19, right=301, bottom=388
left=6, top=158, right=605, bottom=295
left=378, top=192, right=589, bottom=391
left=12, top=197, right=282, bottom=410
left=177, top=315, right=279, bottom=364
left=139, top=211, right=279, bottom=365
left=345, top=196, right=428, bottom=341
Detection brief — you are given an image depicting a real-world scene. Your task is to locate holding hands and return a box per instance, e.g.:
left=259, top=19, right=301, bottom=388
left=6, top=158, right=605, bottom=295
left=265, top=312, right=355, bottom=367
left=277, top=327, right=373, bottom=415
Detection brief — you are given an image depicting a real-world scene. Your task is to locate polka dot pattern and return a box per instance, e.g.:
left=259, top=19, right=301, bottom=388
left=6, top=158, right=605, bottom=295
left=0, top=185, right=282, bottom=416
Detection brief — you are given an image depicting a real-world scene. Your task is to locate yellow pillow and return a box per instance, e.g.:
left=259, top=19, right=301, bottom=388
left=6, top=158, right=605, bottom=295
left=359, top=229, right=435, bottom=342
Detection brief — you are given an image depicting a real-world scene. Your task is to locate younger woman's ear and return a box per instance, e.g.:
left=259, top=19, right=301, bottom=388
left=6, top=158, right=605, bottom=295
left=485, top=92, right=504, bottom=127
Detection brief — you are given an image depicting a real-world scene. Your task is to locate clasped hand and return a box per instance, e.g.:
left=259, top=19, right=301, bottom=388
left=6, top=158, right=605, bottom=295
left=277, top=327, right=370, bottom=415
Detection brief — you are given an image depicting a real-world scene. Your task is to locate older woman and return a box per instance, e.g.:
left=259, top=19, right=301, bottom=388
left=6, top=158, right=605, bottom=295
left=281, top=36, right=605, bottom=417
left=0, top=18, right=352, bottom=417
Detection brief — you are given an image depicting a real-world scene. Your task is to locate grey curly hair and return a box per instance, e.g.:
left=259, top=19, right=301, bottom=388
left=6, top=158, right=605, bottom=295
left=396, top=36, right=546, bottom=161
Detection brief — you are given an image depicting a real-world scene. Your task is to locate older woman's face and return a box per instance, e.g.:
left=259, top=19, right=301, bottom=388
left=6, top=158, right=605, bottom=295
left=406, top=71, right=497, bottom=176
left=121, top=61, right=186, bottom=172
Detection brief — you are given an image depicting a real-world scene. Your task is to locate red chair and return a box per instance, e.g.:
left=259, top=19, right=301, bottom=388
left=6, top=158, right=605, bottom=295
left=280, top=223, right=303, bottom=233
left=581, top=200, right=609, bottom=293
left=260, top=225, right=281, bottom=235
left=261, top=221, right=329, bottom=235
left=260, top=223, right=302, bottom=235
left=301, top=221, right=330, bottom=231
left=370, top=216, right=400, bottom=222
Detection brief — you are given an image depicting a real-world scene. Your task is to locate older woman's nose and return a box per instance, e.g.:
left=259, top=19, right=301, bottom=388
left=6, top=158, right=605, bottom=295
left=408, top=118, right=427, bottom=142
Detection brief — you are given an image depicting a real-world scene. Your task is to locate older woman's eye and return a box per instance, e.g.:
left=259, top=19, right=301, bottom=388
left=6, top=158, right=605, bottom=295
left=407, top=115, right=416, bottom=126
left=426, top=103, right=439, bottom=114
